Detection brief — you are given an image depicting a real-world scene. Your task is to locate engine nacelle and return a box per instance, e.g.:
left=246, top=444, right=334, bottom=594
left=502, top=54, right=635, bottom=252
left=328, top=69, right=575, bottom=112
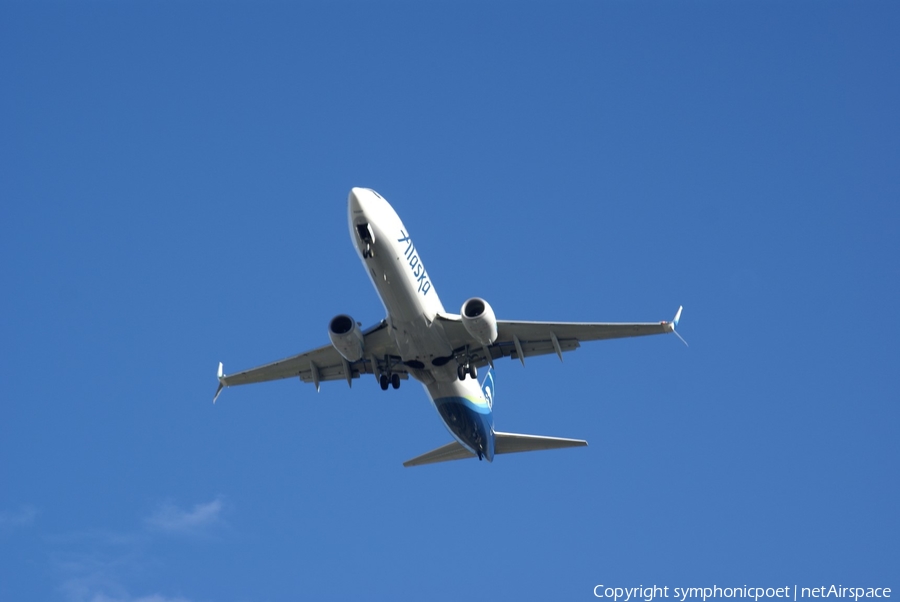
left=461, top=297, right=498, bottom=346
left=328, top=314, right=365, bottom=362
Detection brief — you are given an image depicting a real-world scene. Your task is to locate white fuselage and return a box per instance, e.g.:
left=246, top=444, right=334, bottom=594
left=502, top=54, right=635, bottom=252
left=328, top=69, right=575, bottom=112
left=347, top=188, right=494, bottom=459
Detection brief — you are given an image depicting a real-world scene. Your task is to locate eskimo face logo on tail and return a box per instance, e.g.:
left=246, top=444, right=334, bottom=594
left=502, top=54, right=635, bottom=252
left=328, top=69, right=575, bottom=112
left=481, top=369, right=495, bottom=409
left=397, top=230, right=432, bottom=296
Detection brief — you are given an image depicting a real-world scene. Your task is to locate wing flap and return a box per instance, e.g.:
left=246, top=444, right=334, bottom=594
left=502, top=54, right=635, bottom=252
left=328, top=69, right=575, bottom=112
left=499, top=320, right=673, bottom=343
left=484, top=337, right=580, bottom=366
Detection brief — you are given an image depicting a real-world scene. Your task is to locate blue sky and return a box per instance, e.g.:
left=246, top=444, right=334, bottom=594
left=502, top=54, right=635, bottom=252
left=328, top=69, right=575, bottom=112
left=1, top=2, right=898, bottom=601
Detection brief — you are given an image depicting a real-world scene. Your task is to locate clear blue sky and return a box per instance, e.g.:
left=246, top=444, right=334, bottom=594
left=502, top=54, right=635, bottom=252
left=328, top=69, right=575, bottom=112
left=2, top=2, right=898, bottom=601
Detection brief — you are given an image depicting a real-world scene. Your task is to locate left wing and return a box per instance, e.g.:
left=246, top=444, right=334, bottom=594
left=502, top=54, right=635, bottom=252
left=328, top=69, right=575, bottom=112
left=435, top=306, right=683, bottom=369
left=214, top=320, right=403, bottom=402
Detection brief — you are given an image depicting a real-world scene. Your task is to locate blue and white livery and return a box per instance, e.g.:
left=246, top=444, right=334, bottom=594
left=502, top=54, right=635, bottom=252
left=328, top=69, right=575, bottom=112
left=214, top=188, right=684, bottom=466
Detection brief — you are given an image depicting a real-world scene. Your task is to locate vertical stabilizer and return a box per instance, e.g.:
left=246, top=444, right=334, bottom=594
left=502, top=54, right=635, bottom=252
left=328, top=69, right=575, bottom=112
left=481, top=368, right=495, bottom=409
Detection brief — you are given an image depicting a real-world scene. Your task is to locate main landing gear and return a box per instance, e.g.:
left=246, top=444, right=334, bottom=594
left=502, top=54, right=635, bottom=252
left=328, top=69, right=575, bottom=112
left=377, top=354, right=401, bottom=391
left=379, top=373, right=401, bottom=390
left=457, top=362, right=477, bottom=381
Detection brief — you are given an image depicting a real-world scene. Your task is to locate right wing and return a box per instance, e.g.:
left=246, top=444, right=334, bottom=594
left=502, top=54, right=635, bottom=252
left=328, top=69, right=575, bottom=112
left=214, top=320, right=402, bottom=401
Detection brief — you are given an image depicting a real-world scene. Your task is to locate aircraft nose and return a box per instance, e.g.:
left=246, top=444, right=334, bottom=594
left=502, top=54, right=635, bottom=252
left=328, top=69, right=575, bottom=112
left=348, top=187, right=371, bottom=217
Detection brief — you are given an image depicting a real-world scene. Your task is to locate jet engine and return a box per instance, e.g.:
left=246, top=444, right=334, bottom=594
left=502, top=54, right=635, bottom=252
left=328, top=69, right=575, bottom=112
left=328, top=314, right=365, bottom=362
left=460, top=298, right=498, bottom=346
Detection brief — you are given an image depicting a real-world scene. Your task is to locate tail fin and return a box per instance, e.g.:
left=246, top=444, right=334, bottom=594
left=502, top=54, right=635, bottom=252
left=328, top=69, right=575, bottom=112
left=481, top=368, right=495, bottom=409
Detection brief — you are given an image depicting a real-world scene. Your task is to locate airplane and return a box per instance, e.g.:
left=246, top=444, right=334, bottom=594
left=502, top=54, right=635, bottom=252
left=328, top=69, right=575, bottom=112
left=214, top=188, right=684, bottom=467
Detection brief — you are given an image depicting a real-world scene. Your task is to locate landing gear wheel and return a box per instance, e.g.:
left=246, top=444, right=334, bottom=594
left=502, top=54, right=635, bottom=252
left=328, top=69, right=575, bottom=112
left=457, top=364, right=466, bottom=381
left=391, top=373, right=400, bottom=389
left=468, top=364, right=477, bottom=379
left=379, top=374, right=389, bottom=390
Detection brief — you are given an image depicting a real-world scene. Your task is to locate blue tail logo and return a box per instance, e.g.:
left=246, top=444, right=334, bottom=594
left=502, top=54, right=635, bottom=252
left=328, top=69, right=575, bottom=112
left=481, top=368, right=495, bottom=409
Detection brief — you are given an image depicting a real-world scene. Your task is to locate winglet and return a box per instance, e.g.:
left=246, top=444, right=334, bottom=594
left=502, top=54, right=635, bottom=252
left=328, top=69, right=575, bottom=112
left=671, top=306, right=688, bottom=347
left=213, top=362, right=226, bottom=404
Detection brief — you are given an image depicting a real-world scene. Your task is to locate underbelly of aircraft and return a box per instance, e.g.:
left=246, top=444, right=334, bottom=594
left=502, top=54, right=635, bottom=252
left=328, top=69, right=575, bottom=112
left=433, top=397, right=494, bottom=460
left=389, top=316, right=454, bottom=366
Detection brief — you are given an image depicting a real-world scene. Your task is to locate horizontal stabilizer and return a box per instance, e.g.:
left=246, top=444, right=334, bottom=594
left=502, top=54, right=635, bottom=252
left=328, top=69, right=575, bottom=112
left=403, top=432, right=587, bottom=467
left=402, top=441, right=476, bottom=467
left=494, top=432, right=587, bottom=455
